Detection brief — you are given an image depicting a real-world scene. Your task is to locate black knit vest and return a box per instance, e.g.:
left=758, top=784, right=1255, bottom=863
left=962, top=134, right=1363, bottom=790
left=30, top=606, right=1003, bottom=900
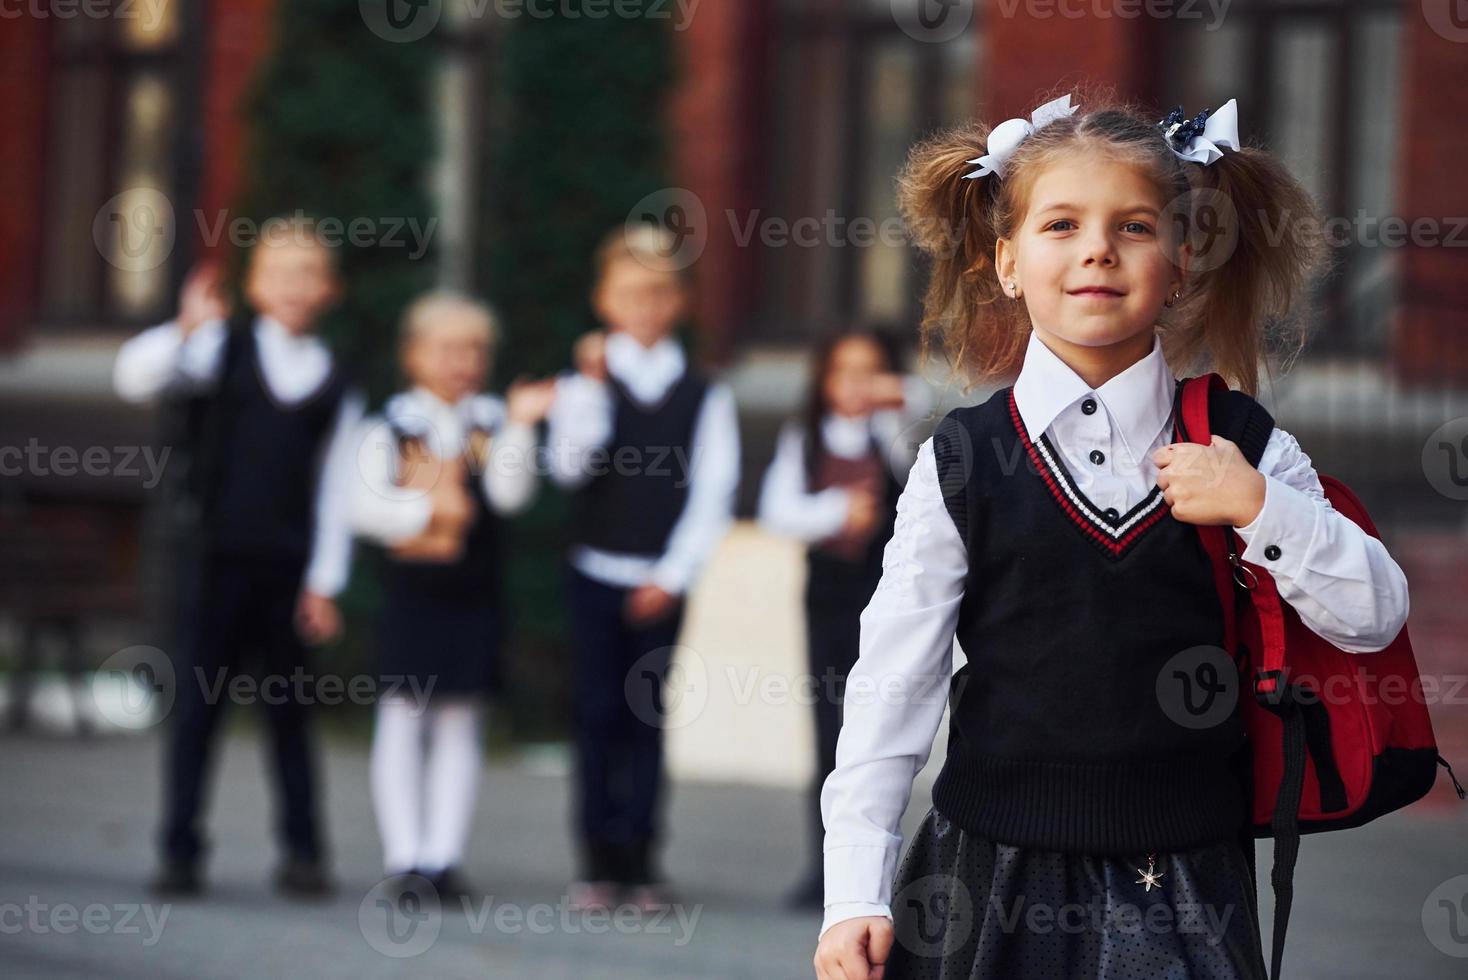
left=805, top=429, right=904, bottom=609
left=572, top=369, right=709, bottom=558
left=193, top=317, right=347, bottom=563
left=380, top=420, right=502, bottom=604
left=929, top=378, right=1275, bottom=855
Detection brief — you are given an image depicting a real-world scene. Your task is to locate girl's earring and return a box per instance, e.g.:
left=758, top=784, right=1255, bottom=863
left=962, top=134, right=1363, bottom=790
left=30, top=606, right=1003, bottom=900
left=1164, top=288, right=1181, bottom=309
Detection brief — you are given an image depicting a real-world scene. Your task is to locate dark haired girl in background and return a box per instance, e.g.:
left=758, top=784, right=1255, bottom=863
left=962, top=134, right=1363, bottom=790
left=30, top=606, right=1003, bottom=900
left=757, top=329, right=931, bottom=909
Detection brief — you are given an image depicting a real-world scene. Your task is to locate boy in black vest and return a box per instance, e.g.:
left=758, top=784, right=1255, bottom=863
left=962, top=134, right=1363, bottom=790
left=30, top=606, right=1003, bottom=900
left=113, top=216, right=363, bottom=898
left=546, top=225, right=741, bottom=911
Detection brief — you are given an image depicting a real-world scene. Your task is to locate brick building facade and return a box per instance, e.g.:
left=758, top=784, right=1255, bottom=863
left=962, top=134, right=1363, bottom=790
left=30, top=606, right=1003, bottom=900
left=5, top=1, right=1461, bottom=379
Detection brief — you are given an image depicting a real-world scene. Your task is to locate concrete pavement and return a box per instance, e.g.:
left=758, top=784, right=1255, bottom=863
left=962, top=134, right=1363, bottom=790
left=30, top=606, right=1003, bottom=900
left=1, top=721, right=1466, bottom=980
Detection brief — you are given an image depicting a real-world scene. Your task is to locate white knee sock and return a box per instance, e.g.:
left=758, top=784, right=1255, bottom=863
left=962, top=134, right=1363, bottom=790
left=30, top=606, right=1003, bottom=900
left=417, top=699, right=484, bottom=874
left=371, top=696, right=427, bottom=875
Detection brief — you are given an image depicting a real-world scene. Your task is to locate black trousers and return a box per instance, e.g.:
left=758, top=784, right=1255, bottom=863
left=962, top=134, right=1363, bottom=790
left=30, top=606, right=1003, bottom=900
left=566, top=566, right=686, bottom=883
left=802, top=548, right=883, bottom=880
left=160, top=554, right=324, bottom=864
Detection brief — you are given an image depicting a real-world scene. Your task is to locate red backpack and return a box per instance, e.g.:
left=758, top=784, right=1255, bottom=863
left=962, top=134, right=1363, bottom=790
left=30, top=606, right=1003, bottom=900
left=1178, top=373, right=1465, bottom=980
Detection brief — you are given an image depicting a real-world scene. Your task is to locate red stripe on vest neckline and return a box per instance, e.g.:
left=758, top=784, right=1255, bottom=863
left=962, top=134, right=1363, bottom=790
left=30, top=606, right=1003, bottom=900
left=1006, top=389, right=1170, bottom=559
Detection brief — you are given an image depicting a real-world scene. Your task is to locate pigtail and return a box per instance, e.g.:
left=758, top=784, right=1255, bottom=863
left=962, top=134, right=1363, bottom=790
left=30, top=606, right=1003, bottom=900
left=1173, top=145, right=1334, bottom=396
left=896, top=124, right=1029, bottom=388
left=897, top=89, right=1334, bottom=396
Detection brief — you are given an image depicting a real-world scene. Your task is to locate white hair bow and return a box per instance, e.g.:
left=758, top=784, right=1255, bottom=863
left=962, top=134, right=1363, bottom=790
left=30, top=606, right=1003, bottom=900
left=962, top=94, right=1079, bottom=180
left=1158, top=98, right=1239, bottom=165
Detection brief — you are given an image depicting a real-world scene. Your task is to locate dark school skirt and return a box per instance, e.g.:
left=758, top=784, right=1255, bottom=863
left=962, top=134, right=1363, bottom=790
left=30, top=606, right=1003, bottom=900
left=883, top=806, right=1267, bottom=980
left=377, top=592, right=501, bottom=701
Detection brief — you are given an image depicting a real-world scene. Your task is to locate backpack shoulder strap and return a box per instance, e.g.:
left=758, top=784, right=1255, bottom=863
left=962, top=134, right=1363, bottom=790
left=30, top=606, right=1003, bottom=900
left=1211, top=386, right=1275, bottom=468
left=1178, top=372, right=1275, bottom=466
left=1180, top=373, right=1299, bottom=980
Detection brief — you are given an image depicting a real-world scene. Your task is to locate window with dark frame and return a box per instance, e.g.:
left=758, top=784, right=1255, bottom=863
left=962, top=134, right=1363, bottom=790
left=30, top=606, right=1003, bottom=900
left=755, top=0, right=979, bottom=345
left=1162, top=0, right=1406, bottom=359
left=40, top=1, right=201, bottom=329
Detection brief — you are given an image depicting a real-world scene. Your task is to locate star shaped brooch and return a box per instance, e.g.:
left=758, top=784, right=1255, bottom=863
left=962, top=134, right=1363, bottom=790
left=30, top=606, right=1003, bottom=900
left=1134, top=854, right=1165, bottom=892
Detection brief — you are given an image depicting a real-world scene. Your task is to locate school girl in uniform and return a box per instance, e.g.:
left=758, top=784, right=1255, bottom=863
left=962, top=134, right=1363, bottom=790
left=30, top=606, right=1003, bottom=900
left=756, top=329, right=930, bottom=909
left=813, top=91, right=1412, bottom=980
left=349, top=292, right=555, bottom=899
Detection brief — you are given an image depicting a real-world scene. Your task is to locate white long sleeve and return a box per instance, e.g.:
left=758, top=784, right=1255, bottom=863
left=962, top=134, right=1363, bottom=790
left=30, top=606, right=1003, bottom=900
left=758, top=375, right=933, bottom=543
left=112, top=319, right=228, bottom=402
left=482, top=421, right=539, bottom=516
left=304, top=391, right=365, bottom=598
left=756, top=424, right=852, bottom=543
left=818, top=438, right=966, bottom=939
left=544, top=372, right=614, bottom=490
left=546, top=334, right=739, bottom=594
left=114, top=314, right=363, bottom=598
left=348, top=391, right=540, bottom=547
left=818, top=421, right=1414, bottom=939
left=1233, top=426, right=1410, bottom=652
left=348, top=414, right=435, bottom=547
left=646, top=381, right=741, bottom=595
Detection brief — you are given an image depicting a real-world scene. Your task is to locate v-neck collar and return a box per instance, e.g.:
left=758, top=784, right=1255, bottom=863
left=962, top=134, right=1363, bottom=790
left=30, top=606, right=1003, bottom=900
left=1006, top=382, right=1183, bottom=560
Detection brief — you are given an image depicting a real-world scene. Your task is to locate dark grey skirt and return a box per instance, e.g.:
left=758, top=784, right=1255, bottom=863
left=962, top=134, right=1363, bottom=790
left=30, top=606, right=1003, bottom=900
left=884, top=806, right=1268, bottom=980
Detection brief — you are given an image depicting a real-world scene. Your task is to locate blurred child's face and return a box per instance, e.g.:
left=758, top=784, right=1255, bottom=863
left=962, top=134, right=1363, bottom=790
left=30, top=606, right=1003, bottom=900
left=403, top=315, right=492, bottom=404
left=824, top=336, right=887, bottom=418
left=592, top=257, right=687, bottom=348
left=244, top=238, right=341, bottom=334
left=996, top=156, right=1186, bottom=355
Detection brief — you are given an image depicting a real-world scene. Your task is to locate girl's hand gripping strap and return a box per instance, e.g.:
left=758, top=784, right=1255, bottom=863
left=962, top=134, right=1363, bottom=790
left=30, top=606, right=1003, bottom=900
left=1178, top=374, right=1289, bottom=695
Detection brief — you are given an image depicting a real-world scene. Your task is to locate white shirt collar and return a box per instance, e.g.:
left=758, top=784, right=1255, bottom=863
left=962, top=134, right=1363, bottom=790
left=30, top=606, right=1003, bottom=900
left=385, top=387, right=502, bottom=449
left=256, top=313, right=324, bottom=352
left=605, top=332, right=686, bottom=404
left=248, top=313, right=332, bottom=404
left=1012, top=331, right=1176, bottom=462
left=820, top=412, right=874, bottom=459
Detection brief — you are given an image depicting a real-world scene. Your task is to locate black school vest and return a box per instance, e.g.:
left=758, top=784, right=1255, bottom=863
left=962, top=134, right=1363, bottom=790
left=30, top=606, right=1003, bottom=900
left=571, top=369, right=710, bottom=558
left=380, top=419, right=502, bottom=604
left=193, top=316, right=348, bottom=563
left=929, top=379, right=1274, bottom=855
left=804, top=428, right=903, bottom=609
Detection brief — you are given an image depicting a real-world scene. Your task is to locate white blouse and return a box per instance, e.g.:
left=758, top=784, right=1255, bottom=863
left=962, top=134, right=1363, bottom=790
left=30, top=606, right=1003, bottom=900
left=348, top=387, right=539, bottom=546
left=818, top=332, right=1413, bottom=939
left=112, top=315, right=364, bottom=598
left=543, top=332, right=741, bottom=595
left=756, top=376, right=933, bottom=541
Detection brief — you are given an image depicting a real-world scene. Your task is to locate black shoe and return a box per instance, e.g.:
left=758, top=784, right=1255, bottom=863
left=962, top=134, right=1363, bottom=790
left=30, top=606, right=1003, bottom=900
left=782, top=870, right=824, bottom=910
left=274, top=857, right=335, bottom=899
left=150, top=858, right=203, bottom=897
left=380, top=870, right=434, bottom=905
left=427, top=867, right=474, bottom=902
